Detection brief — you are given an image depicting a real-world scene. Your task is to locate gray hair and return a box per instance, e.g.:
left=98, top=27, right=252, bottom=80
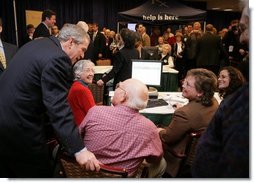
left=58, top=23, right=90, bottom=45
left=77, top=21, right=88, bottom=33
left=124, top=79, right=148, bottom=110
left=73, top=59, right=94, bottom=80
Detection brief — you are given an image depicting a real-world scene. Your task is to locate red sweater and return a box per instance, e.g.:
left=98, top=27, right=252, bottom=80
left=68, top=81, right=95, bottom=126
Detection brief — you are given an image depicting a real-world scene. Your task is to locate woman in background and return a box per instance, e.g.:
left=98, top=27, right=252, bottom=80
left=68, top=59, right=96, bottom=126
left=218, top=66, right=245, bottom=99
left=97, top=28, right=139, bottom=90
left=159, top=44, right=174, bottom=67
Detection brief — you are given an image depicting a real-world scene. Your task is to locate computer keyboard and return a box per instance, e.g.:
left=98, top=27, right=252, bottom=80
left=146, top=99, right=168, bottom=108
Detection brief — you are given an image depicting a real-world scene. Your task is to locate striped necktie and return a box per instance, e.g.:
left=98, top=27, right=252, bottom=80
left=0, top=50, right=6, bottom=69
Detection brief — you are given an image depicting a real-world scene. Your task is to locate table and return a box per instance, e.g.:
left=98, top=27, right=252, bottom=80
left=157, top=66, right=179, bottom=92
left=109, top=91, right=221, bottom=127
left=94, top=66, right=113, bottom=80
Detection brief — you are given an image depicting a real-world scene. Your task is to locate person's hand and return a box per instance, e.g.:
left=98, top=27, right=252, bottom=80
left=157, top=127, right=164, bottom=133
left=172, top=103, right=183, bottom=110
left=75, top=149, right=101, bottom=171
left=239, top=49, right=245, bottom=55
left=97, top=79, right=104, bottom=86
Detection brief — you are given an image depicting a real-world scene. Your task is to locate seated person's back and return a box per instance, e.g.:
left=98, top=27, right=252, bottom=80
left=79, top=79, right=165, bottom=177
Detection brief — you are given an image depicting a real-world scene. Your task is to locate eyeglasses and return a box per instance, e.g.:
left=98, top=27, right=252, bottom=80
left=115, top=82, right=126, bottom=93
left=182, top=79, right=195, bottom=88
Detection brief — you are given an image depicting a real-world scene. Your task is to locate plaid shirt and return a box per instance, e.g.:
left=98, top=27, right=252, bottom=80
left=79, top=105, right=163, bottom=175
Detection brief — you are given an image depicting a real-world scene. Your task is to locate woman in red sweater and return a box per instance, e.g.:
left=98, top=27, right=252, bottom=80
left=68, top=59, right=96, bottom=126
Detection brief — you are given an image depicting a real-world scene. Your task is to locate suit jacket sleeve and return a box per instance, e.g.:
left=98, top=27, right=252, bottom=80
left=41, top=56, right=84, bottom=156
left=101, top=51, right=124, bottom=83
left=159, top=109, right=189, bottom=144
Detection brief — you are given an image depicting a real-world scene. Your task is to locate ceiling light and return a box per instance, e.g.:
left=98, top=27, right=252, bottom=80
left=212, top=7, right=221, bottom=10
left=224, top=8, right=233, bottom=11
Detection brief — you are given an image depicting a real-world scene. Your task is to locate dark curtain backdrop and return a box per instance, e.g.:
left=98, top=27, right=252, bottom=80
left=0, top=0, right=241, bottom=46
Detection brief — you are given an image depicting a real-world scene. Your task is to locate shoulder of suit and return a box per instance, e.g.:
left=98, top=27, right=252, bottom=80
left=2, top=41, right=18, bottom=50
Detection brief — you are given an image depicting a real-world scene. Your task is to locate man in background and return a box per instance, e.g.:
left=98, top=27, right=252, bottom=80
left=33, top=9, right=56, bottom=39
left=20, top=24, right=35, bottom=47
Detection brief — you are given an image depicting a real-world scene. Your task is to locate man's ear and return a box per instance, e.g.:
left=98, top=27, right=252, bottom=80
left=0, top=26, right=2, bottom=34
left=119, top=92, right=127, bottom=103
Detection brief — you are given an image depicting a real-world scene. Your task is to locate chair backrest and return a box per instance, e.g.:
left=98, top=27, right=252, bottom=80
left=88, top=83, right=104, bottom=105
left=96, top=59, right=111, bottom=66
left=59, top=152, right=128, bottom=178
left=176, top=128, right=206, bottom=177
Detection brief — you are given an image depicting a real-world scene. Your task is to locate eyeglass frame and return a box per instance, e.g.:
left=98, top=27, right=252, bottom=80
left=115, top=82, right=127, bottom=93
left=182, top=79, right=195, bottom=88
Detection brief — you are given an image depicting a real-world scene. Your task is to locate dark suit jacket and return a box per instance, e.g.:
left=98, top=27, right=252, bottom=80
left=140, top=48, right=151, bottom=60
left=0, top=41, right=18, bottom=76
left=101, top=47, right=139, bottom=89
left=0, top=36, right=84, bottom=177
left=196, top=32, right=227, bottom=67
left=92, top=31, right=106, bottom=61
left=33, top=22, right=50, bottom=39
left=20, top=34, right=33, bottom=47
left=159, top=98, right=219, bottom=177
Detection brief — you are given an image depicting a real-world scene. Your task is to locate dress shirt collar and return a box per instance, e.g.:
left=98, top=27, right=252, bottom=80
left=42, top=22, right=49, bottom=30
left=0, top=39, right=3, bottom=48
left=114, top=104, right=139, bottom=113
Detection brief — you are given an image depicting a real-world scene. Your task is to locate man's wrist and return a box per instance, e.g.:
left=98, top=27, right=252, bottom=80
left=75, top=147, right=88, bottom=157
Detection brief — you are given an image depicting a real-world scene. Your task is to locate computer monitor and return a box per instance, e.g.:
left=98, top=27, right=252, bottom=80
left=131, top=59, right=162, bottom=87
left=127, top=23, right=136, bottom=31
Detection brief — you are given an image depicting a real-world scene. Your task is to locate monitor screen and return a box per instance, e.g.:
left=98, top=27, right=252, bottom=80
left=127, top=23, right=136, bottom=31
left=131, top=59, right=162, bottom=87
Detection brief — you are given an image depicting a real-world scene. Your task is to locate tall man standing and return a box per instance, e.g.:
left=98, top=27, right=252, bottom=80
left=0, top=24, right=100, bottom=177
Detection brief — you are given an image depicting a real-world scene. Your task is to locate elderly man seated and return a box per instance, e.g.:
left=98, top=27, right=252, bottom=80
left=79, top=78, right=166, bottom=177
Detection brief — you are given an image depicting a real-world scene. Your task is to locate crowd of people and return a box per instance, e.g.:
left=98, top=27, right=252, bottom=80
left=0, top=0, right=249, bottom=178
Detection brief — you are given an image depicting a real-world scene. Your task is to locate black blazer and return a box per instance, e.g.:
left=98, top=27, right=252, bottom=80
left=33, top=22, right=50, bottom=39
left=0, top=36, right=84, bottom=176
left=92, top=31, right=106, bottom=61
left=0, top=41, right=18, bottom=75
left=102, top=47, right=139, bottom=89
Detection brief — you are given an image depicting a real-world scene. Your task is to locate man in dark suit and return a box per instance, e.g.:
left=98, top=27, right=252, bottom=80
left=20, top=24, right=35, bottom=47
left=0, top=24, right=100, bottom=177
left=0, top=18, right=18, bottom=76
left=33, top=9, right=56, bottom=39
left=92, top=23, right=106, bottom=63
left=196, top=24, right=227, bottom=75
